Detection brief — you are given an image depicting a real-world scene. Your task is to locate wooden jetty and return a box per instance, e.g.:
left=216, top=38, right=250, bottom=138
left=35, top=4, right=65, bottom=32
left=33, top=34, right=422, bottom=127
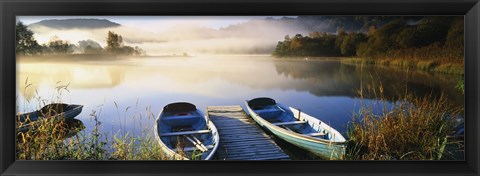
left=207, top=105, right=290, bottom=160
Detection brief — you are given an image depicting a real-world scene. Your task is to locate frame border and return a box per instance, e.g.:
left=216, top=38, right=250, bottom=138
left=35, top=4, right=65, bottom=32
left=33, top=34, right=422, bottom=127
left=1, top=0, right=479, bottom=175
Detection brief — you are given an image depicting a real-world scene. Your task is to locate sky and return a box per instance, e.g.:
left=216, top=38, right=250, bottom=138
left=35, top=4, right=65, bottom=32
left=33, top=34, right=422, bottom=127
left=16, top=16, right=300, bottom=55
left=17, top=16, right=296, bottom=32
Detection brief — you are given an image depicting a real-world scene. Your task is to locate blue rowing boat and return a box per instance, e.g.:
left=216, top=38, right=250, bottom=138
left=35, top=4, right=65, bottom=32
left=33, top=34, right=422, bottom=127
left=245, top=97, right=347, bottom=160
left=155, top=102, right=219, bottom=160
left=16, top=103, right=84, bottom=132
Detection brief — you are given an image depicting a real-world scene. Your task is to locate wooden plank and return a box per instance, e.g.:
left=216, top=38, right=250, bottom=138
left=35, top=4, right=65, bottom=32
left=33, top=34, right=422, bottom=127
left=221, top=152, right=289, bottom=158
left=218, top=152, right=289, bottom=159
left=207, top=106, right=244, bottom=112
left=219, top=138, right=274, bottom=143
left=219, top=145, right=282, bottom=151
left=218, top=129, right=264, bottom=133
left=217, top=128, right=263, bottom=132
left=211, top=121, right=253, bottom=126
left=216, top=152, right=289, bottom=159
left=208, top=105, right=290, bottom=160
left=250, top=156, right=291, bottom=160
left=220, top=140, right=278, bottom=146
left=218, top=147, right=285, bottom=154
left=220, top=147, right=286, bottom=153
left=226, top=155, right=290, bottom=160
left=160, top=129, right=210, bottom=137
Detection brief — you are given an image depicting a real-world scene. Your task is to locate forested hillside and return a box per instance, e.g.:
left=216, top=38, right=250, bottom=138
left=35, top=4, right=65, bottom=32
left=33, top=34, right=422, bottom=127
left=272, top=16, right=464, bottom=74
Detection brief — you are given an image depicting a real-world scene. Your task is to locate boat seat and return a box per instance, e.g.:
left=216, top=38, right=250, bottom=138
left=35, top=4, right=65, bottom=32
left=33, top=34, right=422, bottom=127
left=177, top=145, right=214, bottom=152
left=162, top=115, right=199, bottom=120
left=255, top=108, right=283, bottom=118
left=255, top=108, right=282, bottom=114
left=272, top=121, right=307, bottom=126
left=305, top=132, right=327, bottom=137
left=160, top=129, right=211, bottom=137
left=161, top=115, right=201, bottom=126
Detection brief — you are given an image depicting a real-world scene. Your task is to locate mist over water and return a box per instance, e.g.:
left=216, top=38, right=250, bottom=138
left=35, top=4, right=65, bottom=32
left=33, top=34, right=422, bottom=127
left=27, top=17, right=308, bottom=55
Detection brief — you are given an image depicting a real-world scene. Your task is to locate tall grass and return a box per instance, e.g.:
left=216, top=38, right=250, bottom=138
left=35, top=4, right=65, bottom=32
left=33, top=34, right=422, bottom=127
left=16, top=79, right=210, bottom=160
left=16, top=80, right=169, bottom=160
left=341, top=58, right=463, bottom=75
left=345, top=73, right=463, bottom=160
left=16, top=107, right=168, bottom=160
left=341, top=43, right=464, bottom=75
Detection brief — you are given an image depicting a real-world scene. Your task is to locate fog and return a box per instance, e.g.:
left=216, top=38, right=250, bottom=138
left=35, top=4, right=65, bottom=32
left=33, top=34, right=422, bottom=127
left=28, top=18, right=308, bottom=55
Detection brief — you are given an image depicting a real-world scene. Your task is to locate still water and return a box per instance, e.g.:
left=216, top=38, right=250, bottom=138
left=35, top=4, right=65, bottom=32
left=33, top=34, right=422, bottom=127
left=16, top=55, right=464, bottom=142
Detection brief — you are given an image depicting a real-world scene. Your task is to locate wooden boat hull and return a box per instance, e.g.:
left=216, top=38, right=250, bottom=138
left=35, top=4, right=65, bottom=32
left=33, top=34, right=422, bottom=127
left=245, top=98, right=346, bottom=160
left=16, top=103, right=84, bottom=132
left=155, top=102, right=219, bottom=160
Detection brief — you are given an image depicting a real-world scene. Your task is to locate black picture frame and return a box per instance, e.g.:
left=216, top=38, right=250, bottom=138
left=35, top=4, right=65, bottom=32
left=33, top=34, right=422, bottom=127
left=1, top=0, right=479, bottom=175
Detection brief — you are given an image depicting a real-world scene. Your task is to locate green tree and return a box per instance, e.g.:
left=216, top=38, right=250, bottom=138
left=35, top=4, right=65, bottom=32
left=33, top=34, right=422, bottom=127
left=339, top=33, right=367, bottom=56
left=46, top=36, right=74, bottom=55
left=106, top=31, right=123, bottom=54
left=16, top=22, right=41, bottom=55
left=357, top=19, right=406, bottom=58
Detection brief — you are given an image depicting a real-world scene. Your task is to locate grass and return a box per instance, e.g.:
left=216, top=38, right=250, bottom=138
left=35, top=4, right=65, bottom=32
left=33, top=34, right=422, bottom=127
left=340, top=43, right=464, bottom=75
left=340, top=58, right=464, bottom=75
left=16, top=80, right=203, bottom=160
left=16, top=100, right=168, bottom=160
left=341, top=58, right=463, bottom=75
left=345, top=75, right=464, bottom=160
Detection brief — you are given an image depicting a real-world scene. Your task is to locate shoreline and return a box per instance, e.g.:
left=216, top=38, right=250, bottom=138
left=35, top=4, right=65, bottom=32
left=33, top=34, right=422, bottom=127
left=273, top=56, right=464, bottom=75
left=272, top=56, right=353, bottom=61
left=340, top=58, right=464, bottom=75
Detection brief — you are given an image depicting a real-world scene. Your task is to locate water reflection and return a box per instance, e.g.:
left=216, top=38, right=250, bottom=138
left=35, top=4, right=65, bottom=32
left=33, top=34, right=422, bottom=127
left=18, top=63, right=125, bottom=101
left=16, top=56, right=464, bottom=137
left=274, top=60, right=463, bottom=106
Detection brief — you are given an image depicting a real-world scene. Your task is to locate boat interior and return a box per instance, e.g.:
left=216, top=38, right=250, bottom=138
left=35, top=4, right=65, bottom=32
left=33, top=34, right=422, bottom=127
left=158, top=102, right=215, bottom=159
left=248, top=98, right=333, bottom=140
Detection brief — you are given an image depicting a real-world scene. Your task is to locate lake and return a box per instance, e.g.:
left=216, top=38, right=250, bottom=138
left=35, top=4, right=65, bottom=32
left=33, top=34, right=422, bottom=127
left=16, top=55, right=464, bottom=157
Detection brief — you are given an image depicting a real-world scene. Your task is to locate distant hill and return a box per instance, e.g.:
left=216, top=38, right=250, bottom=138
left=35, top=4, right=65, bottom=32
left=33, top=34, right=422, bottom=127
left=29, top=19, right=121, bottom=29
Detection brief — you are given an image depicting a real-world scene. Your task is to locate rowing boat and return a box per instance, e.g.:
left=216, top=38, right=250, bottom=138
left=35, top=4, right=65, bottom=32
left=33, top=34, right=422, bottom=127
left=245, top=97, right=346, bottom=160
left=16, top=103, right=84, bottom=132
left=155, top=102, right=219, bottom=160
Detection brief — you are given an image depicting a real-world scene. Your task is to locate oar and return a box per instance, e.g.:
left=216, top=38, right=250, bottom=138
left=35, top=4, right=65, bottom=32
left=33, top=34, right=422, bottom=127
left=191, top=135, right=209, bottom=151
left=184, top=136, right=207, bottom=152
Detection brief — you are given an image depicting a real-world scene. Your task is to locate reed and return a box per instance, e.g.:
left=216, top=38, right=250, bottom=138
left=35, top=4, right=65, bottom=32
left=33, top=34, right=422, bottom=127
left=345, top=77, right=463, bottom=160
left=16, top=104, right=169, bottom=160
left=16, top=80, right=169, bottom=160
left=341, top=58, right=463, bottom=75
left=341, top=43, right=464, bottom=75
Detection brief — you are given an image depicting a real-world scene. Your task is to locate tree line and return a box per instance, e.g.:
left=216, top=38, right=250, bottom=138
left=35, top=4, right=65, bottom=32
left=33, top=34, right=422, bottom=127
left=16, top=22, right=145, bottom=56
left=273, top=17, right=464, bottom=63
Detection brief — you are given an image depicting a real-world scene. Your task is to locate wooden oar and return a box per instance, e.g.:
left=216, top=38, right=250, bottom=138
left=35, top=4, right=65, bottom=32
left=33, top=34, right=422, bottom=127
left=191, top=135, right=209, bottom=151
left=184, top=136, right=207, bottom=152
